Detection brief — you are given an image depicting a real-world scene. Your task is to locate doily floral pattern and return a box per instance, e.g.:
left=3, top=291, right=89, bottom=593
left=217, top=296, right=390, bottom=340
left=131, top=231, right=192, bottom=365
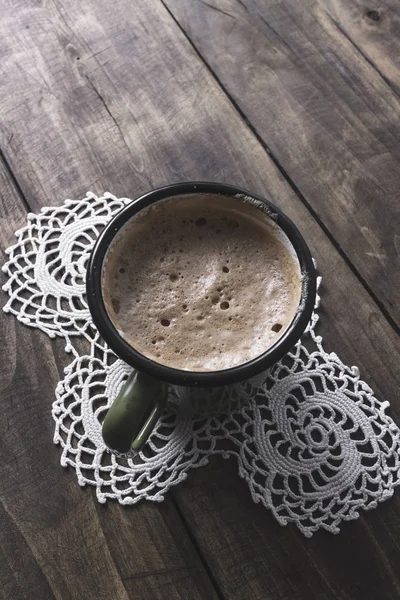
left=3, top=192, right=399, bottom=537
left=2, top=193, right=129, bottom=347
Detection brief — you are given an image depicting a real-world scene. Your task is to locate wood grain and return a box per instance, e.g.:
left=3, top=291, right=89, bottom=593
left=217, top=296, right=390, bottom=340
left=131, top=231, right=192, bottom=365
left=0, top=162, right=219, bottom=600
left=0, top=0, right=399, bottom=598
left=163, top=0, right=400, bottom=326
left=320, top=0, right=400, bottom=93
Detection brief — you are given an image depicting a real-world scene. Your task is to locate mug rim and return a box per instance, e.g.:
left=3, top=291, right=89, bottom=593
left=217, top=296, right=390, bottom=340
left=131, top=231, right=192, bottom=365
left=86, top=182, right=316, bottom=386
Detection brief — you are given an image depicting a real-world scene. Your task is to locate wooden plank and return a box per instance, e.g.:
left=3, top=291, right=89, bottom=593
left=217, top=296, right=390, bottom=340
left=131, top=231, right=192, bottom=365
left=0, top=161, right=219, bottom=600
left=0, top=0, right=273, bottom=210
left=320, top=0, right=400, bottom=94
left=0, top=0, right=399, bottom=599
left=174, top=457, right=400, bottom=600
left=162, top=0, right=400, bottom=327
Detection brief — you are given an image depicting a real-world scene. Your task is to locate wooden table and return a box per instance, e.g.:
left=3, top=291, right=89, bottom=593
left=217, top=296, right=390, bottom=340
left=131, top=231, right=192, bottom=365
left=1, top=1, right=399, bottom=598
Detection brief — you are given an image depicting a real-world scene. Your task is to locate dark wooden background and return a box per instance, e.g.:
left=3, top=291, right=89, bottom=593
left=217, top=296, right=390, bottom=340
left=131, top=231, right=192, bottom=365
left=1, top=0, right=399, bottom=598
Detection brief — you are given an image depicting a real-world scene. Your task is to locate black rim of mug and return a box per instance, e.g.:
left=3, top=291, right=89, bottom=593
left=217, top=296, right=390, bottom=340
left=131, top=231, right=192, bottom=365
left=86, top=182, right=317, bottom=387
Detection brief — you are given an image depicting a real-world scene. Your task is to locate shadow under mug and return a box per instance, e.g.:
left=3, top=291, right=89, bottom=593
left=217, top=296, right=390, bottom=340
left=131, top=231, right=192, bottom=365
left=86, top=182, right=316, bottom=453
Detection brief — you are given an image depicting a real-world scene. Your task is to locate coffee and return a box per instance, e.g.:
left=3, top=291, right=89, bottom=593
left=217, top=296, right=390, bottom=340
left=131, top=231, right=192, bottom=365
left=102, top=194, right=302, bottom=371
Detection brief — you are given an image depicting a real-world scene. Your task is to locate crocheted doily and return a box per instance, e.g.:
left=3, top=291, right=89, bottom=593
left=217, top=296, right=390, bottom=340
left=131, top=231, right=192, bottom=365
left=3, top=192, right=399, bottom=537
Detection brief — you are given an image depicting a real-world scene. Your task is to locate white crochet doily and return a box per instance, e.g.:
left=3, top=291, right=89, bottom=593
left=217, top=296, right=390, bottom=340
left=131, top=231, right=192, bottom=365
left=3, top=192, right=399, bottom=537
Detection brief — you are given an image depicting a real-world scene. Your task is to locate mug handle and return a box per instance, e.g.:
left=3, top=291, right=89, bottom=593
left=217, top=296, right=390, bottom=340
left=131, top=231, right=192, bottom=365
left=102, top=371, right=168, bottom=453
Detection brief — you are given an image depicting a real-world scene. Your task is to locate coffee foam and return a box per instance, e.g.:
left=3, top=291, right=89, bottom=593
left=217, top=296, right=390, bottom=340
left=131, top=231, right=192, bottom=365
left=102, top=194, right=302, bottom=371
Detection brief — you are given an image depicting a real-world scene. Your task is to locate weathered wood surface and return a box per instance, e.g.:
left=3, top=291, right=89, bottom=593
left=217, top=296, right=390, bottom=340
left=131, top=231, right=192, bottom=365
left=321, top=0, right=400, bottom=92
left=163, top=0, right=400, bottom=327
left=0, top=161, right=219, bottom=600
left=0, top=0, right=399, bottom=598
